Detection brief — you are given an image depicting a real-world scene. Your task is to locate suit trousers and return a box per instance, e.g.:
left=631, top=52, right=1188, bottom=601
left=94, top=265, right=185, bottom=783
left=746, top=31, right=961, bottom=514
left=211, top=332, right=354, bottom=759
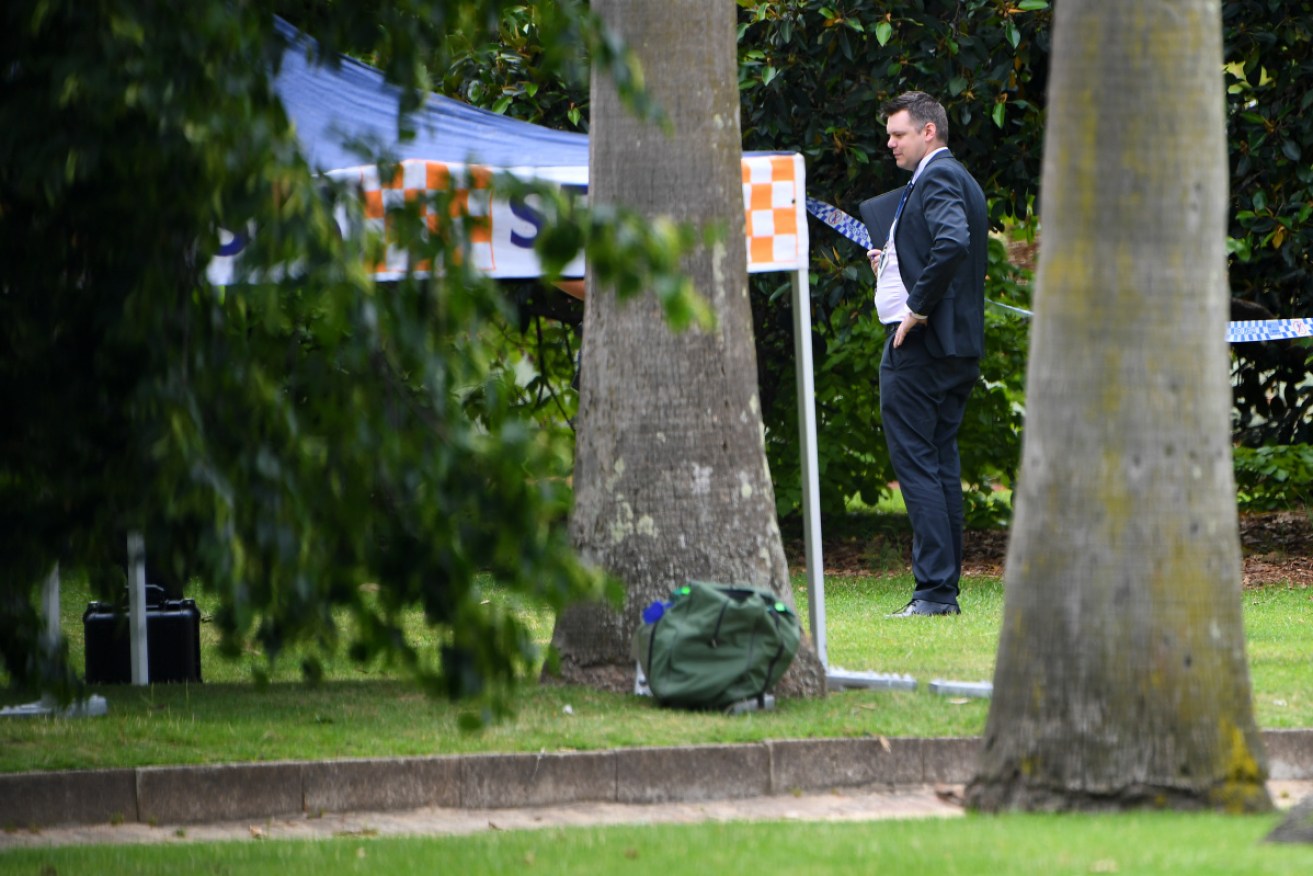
left=879, top=326, right=980, bottom=606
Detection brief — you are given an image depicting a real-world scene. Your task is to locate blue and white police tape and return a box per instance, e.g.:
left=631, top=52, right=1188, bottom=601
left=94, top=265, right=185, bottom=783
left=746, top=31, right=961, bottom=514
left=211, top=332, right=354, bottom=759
left=805, top=197, right=873, bottom=251
left=804, top=198, right=1313, bottom=345
left=1228, top=319, right=1312, bottom=344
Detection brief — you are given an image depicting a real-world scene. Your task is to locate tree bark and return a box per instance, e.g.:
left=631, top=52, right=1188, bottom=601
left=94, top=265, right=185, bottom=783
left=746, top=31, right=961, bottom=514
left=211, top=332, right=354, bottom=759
left=547, top=0, right=825, bottom=697
left=967, top=0, right=1271, bottom=812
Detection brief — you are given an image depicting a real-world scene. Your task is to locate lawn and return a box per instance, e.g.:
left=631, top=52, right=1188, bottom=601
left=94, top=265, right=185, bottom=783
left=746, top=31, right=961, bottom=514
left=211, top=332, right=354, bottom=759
left=1, top=566, right=1309, bottom=773
left=3, top=810, right=1311, bottom=874
left=2, top=530, right=1310, bottom=870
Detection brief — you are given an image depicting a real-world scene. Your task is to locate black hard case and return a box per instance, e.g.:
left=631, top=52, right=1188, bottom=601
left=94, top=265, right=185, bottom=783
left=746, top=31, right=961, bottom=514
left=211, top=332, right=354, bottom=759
left=83, top=586, right=202, bottom=684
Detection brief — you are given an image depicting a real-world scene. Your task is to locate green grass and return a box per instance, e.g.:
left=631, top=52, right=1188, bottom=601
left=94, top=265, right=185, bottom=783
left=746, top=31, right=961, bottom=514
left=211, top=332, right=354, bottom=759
left=1, top=567, right=1310, bottom=774
left=801, top=573, right=1007, bottom=681
left=1240, top=585, right=1313, bottom=723
left=3, top=811, right=1310, bottom=874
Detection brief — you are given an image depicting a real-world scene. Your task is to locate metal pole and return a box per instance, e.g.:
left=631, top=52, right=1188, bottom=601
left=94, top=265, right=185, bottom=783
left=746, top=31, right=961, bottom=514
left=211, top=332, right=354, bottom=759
left=126, top=532, right=149, bottom=685
left=790, top=267, right=827, bottom=667
left=41, top=563, right=60, bottom=654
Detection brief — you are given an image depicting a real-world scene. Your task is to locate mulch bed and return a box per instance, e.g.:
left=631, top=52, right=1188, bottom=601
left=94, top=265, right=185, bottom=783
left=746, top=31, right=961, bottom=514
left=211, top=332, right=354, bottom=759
left=788, top=511, right=1313, bottom=588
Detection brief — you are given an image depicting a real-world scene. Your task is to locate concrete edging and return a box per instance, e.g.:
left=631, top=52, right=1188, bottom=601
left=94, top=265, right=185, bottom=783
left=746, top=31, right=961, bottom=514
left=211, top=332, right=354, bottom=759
left=2, top=730, right=1310, bottom=829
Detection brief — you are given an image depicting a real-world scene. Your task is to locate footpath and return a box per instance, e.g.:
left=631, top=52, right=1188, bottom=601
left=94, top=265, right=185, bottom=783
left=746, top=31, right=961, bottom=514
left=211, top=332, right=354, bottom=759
left=3, top=730, right=1312, bottom=848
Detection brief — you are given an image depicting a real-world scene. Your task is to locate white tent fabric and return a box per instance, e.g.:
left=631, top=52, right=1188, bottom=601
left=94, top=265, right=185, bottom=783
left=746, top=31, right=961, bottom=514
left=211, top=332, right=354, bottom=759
left=269, top=20, right=588, bottom=172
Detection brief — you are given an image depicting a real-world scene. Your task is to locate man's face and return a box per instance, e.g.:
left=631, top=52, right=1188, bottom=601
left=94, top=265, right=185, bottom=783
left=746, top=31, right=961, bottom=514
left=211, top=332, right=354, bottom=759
left=886, top=109, right=935, bottom=172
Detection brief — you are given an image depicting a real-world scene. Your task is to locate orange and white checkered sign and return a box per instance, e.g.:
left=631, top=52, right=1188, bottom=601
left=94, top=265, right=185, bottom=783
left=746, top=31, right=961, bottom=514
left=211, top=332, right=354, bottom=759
left=741, top=153, right=807, bottom=273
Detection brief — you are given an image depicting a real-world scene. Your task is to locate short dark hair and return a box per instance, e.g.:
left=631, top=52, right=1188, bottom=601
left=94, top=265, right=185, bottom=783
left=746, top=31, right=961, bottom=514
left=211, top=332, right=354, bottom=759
left=881, top=91, right=950, bottom=146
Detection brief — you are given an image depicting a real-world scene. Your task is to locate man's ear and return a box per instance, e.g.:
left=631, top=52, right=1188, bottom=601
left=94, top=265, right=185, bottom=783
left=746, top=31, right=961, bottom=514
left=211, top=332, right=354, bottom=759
left=923, top=122, right=938, bottom=142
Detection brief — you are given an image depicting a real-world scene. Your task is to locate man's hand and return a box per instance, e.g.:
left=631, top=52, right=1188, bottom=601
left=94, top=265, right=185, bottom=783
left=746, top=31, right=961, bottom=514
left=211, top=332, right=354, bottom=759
left=893, top=312, right=925, bottom=348
left=866, top=248, right=881, bottom=277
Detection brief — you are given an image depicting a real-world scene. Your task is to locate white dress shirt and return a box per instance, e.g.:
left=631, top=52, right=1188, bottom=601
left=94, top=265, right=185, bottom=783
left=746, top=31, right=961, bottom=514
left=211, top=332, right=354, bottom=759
left=874, top=146, right=948, bottom=324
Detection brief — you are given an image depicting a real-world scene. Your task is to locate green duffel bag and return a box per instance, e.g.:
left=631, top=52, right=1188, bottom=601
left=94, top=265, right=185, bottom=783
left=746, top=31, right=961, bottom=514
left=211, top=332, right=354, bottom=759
left=632, top=580, right=801, bottom=711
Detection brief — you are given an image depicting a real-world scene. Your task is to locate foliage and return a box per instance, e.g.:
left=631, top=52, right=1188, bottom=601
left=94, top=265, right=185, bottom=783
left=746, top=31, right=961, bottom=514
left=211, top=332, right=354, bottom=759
left=1234, top=444, right=1313, bottom=510
left=1224, top=1, right=1313, bottom=445
left=441, top=3, right=591, bottom=131
left=484, top=283, right=584, bottom=442
left=958, top=240, right=1033, bottom=527
left=0, top=0, right=699, bottom=707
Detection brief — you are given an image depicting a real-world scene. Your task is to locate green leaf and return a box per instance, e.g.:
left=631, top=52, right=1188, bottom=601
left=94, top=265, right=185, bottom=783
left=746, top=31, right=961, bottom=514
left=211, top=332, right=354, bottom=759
left=1017, top=0, right=1050, bottom=10
left=875, top=21, right=893, bottom=46
left=992, top=101, right=1006, bottom=128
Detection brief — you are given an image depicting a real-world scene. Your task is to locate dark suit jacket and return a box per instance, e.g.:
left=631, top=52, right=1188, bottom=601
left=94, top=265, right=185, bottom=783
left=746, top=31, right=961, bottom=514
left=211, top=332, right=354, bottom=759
left=866, top=150, right=988, bottom=359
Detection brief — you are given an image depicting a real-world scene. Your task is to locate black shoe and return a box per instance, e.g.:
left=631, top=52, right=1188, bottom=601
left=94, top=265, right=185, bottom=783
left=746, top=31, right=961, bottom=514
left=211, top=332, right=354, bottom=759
left=887, top=599, right=961, bottom=618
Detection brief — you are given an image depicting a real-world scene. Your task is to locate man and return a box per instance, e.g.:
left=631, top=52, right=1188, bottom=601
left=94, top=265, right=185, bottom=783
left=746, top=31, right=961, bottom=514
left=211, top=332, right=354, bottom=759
left=865, top=91, right=987, bottom=617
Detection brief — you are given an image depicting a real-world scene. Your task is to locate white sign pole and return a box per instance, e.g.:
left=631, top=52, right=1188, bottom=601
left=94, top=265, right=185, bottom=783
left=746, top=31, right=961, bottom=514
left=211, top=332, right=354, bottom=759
left=41, top=564, right=60, bottom=654
left=790, top=267, right=828, bottom=667
left=126, top=532, right=149, bottom=685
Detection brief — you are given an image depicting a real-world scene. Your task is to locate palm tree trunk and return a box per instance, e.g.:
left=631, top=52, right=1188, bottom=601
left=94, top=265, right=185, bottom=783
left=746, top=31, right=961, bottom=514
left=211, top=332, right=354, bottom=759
left=967, top=0, right=1271, bottom=812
